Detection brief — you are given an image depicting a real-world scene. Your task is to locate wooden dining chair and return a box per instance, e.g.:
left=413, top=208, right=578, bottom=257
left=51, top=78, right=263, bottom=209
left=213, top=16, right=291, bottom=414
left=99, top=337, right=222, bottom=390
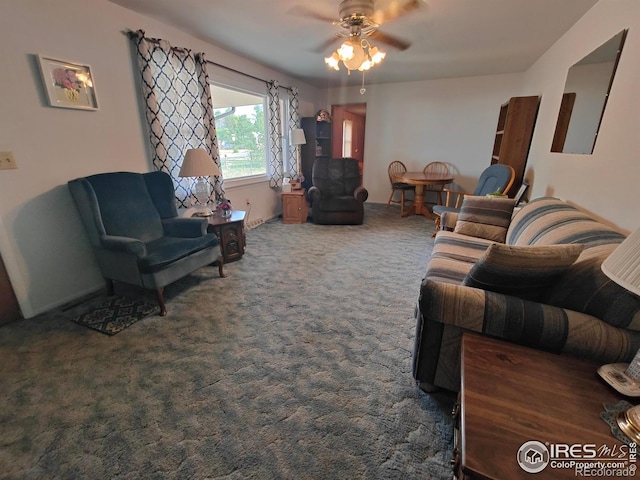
left=422, top=162, right=450, bottom=207
left=387, top=161, right=415, bottom=215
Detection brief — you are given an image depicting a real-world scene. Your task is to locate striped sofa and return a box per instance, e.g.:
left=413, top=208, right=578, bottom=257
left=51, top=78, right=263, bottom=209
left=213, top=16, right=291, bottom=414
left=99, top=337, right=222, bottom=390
left=412, top=197, right=640, bottom=392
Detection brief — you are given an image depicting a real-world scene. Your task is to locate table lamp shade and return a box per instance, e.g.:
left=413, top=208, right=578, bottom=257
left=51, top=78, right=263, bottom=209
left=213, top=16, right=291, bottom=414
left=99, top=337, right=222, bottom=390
left=600, top=227, right=640, bottom=442
left=602, top=227, right=640, bottom=297
left=178, top=148, right=220, bottom=216
left=290, top=128, right=306, bottom=146
left=178, top=148, right=221, bottom=178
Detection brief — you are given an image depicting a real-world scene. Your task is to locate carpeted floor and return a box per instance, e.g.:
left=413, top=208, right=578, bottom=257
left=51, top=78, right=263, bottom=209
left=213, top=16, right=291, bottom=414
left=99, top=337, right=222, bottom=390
left=0, top=203, right=456, bottom=480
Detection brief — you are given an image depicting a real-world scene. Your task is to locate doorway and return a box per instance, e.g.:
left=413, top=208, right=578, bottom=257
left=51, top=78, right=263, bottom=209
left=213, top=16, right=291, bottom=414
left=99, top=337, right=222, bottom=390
left=331, top=104, right=367, bottom=178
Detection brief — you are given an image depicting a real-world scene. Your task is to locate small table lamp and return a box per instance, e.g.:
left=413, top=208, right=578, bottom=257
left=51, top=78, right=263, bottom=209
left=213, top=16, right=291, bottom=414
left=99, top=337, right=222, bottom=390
left=601, top=227, right=640, bottom=442
left=290, top=128, right=306, bottom=185
left=178, top=148, right=221, bottom=216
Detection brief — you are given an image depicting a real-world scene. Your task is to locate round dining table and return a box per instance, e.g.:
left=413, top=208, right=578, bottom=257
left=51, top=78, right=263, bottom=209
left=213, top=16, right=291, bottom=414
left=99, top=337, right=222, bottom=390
left=397, top=171, right=455, bottom=218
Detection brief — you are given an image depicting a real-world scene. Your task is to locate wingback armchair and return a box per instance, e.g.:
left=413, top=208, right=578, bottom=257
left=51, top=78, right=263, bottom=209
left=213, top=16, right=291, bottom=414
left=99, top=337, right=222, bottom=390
left=68, top=171, right=224, bottom=316
left=308, top=157, right=368, bottom=225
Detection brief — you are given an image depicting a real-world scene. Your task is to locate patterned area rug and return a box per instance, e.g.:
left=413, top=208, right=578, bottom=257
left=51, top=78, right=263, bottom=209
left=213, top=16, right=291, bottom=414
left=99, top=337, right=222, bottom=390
left=67, top=295, right=157, bottom=335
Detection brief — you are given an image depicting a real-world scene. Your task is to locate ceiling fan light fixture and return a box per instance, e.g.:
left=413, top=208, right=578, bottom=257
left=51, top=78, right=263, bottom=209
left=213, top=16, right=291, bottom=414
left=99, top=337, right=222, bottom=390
left=315, top=0, right=419, bottom=92
left=324, top=52, right=341, bottom=70
left=369, top=46, right=386, bottom=64
left=325, top=34, right=386, bottom=74
left=342, top=40, right=366, bottom=71
left=337, top=41, right=356, bottom=61
left=358, top=59, right=372, bottom=71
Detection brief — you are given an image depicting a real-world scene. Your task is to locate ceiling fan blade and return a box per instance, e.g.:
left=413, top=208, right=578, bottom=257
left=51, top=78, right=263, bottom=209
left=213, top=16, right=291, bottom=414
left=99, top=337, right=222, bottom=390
left=371, top=0, right=424, bottom=25
left=368, top=30, right=411, bottom=51
left=311, top=35, right=345, bottom=54
left=288, top=5, right=337, bottom=24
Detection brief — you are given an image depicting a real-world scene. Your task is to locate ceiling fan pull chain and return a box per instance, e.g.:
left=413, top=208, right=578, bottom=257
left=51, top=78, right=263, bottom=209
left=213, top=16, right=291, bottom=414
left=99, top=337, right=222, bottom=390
left=360, top=71, right=366, bottom=95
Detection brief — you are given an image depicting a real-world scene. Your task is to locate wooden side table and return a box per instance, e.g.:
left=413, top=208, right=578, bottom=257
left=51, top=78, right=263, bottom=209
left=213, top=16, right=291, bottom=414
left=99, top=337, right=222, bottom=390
left=454, top=334, right=629, bottom=479
left=282, top=189, right=309, bottom=224
left=205, top=210, right=246, bottom=263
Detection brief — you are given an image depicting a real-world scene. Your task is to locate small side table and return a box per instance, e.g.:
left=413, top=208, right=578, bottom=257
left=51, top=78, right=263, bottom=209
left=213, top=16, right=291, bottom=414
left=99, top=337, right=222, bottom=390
left=205, top=210, right=246, bottom=263
left=282, top=189, right=309, bottom=224
left=455, top=334, right=627, bottom=480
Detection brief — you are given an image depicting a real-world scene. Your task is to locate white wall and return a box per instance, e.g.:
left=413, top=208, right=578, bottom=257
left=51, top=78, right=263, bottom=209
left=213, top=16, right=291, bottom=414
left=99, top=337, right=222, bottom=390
left=0, top=0, right=318, bottom=318
left=323, top=73, right=525, bottom=204
left=522, top=0, right=639, bottom=232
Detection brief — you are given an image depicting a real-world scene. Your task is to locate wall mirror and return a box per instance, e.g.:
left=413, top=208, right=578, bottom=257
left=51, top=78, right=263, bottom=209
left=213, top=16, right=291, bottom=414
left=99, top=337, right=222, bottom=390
left=551, top=29, right=627, bottom=154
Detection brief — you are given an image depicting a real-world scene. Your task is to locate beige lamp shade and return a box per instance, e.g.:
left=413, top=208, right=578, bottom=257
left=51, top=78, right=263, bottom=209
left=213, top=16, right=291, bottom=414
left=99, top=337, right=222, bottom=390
left=178, top=148, right=221, bottom=177
left=290, top=128, right=306, bottom=146
left=602, top=227, right=640, bottom=296
left=601, top=227, right=640, bottom=443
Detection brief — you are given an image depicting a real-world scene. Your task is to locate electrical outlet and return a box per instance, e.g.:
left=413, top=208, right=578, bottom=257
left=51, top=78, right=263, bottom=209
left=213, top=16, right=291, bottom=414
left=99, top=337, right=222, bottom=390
left=0, top=151, right=17, bottom=170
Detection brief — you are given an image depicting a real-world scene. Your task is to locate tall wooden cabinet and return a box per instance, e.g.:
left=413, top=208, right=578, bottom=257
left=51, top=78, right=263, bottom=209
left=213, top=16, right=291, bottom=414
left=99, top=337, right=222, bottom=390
left=490, top=96, right=540, bottom=197
left=300, top=117, right=332, bottom=191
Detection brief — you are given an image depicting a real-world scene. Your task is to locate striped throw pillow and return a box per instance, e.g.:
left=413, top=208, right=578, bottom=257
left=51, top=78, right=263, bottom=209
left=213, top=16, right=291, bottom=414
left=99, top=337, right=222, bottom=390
left=462, top=243, right=585, bottom=301
left=453, top=196, right=516, bottom=243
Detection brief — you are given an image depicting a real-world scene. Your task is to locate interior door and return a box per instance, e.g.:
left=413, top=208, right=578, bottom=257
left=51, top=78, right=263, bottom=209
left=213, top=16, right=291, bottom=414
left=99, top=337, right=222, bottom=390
left=331, top=104, right=366, bottom=177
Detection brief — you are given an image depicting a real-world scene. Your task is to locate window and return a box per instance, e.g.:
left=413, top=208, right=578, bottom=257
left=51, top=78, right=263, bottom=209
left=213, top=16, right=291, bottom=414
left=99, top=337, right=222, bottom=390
left=210, top=84, right=268, bottom=180
left=342, top=119, right=353, bottom=157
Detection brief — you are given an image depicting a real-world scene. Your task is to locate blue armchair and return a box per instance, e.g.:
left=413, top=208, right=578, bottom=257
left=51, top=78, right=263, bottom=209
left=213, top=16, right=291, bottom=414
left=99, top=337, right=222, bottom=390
left=68, top=171, right=224, bottom=316
left=432, top=164, right=515, bottom=231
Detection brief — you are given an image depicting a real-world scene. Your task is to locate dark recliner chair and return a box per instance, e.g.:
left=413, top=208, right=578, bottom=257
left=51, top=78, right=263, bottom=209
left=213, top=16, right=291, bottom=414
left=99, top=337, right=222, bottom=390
left=68, top=171, right=224, bottom=316
left=308, top=157, right=368, bottom=225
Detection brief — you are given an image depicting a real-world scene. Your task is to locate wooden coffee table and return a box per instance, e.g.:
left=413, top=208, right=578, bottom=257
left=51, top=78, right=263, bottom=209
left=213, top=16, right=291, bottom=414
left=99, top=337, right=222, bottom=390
left=455, top=334, right=632, bottom=479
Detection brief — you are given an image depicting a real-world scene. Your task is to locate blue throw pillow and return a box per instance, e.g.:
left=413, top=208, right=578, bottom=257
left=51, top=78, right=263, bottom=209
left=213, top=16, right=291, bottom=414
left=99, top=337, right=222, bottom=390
left=463, top=243, right=584, bottom=301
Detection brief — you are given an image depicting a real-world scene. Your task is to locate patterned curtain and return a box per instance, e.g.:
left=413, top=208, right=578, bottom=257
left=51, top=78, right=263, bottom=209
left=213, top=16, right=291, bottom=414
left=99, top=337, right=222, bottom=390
left=287, top=87, right=300, bottom=179
left=131, top=30, right=224, bottom=208
left=194, top=53, right=224, bottom=201
left=267, top=81, right=283, bottom=188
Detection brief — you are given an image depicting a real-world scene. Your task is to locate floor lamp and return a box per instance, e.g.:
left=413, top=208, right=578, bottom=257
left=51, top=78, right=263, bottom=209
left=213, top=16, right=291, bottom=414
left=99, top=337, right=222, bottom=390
left=290, top=128, right=306, bottom=184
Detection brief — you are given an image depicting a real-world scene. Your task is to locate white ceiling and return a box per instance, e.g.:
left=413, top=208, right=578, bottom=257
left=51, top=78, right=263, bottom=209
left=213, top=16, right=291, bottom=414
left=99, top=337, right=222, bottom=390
left=109, top=0, right=599, bottom=87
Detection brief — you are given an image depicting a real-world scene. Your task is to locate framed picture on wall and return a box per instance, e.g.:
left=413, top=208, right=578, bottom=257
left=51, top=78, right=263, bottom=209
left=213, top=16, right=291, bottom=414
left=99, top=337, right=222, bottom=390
left=37, top=55, right=99, bottom=110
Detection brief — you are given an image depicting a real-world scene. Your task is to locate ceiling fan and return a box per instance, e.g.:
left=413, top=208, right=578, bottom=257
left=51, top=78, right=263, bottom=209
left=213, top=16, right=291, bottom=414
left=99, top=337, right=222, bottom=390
left=291, top=0, right=425, bottom=53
